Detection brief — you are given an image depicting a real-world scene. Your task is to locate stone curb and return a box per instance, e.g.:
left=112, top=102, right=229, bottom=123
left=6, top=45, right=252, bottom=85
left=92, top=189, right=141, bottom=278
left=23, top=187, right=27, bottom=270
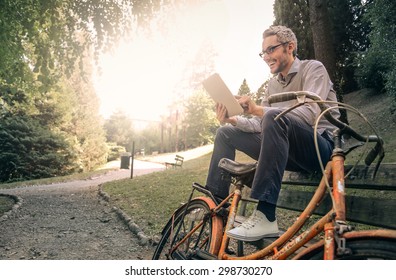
left=0, top=194, right=23, bottom=222
left=97, top=186, right=157, bottom=247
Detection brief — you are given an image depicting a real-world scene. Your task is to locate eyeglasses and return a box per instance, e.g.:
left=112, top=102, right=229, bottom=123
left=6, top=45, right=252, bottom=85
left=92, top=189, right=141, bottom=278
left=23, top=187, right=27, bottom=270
left=259, top=42, right=289, bottom=58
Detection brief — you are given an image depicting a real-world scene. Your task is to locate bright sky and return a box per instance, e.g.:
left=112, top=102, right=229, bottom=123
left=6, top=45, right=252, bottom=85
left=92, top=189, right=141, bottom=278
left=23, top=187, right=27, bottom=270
left=93, top=0, right=275, bottom=123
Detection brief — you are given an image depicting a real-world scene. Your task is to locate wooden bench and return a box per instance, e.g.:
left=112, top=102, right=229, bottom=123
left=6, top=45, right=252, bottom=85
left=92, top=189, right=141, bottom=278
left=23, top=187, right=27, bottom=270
left=165, top=155, right=184, bottom=169
left=239, top=163, right=396, bottom=230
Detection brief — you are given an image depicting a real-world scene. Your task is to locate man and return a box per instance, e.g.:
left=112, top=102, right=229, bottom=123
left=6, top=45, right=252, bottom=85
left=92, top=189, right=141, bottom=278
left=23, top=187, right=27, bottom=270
left=205, top=25, right=340, bottom=242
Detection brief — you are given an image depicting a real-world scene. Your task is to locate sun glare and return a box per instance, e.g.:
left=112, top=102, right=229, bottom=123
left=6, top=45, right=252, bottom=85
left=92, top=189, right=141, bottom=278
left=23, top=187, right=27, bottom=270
left=93, top=0, right=274, bottom=124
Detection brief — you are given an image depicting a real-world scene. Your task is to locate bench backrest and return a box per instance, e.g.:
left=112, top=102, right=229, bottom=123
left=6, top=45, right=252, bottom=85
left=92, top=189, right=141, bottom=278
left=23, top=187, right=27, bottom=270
left=281, top=164, right=395, bottom=229
left=174, top=155, right=184, bottom=166
left=242, top=164, right=396, bottom=229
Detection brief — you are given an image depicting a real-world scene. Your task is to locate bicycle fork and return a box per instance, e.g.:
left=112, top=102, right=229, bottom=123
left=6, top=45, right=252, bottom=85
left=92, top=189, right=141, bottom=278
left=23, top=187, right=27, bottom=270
left=218, top=182, right=243, bottom=259
left=324, top=130, right=350, bottom=259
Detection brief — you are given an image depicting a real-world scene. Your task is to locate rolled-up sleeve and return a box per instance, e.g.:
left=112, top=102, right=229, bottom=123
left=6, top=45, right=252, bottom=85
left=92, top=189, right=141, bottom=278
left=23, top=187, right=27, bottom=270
left=234, top=116, right=262, bottom=132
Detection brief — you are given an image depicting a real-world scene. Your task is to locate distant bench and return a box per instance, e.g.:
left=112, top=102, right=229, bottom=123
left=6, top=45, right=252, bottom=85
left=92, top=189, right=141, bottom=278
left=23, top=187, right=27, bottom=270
left=239, top=163, right=396, bottom=229
left=165, top=155, right=184, bottom=169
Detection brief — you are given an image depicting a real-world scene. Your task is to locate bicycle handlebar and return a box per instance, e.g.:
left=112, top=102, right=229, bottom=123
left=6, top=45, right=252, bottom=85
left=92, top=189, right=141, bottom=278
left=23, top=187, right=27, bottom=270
left=268, top=91, right=385, bottom=167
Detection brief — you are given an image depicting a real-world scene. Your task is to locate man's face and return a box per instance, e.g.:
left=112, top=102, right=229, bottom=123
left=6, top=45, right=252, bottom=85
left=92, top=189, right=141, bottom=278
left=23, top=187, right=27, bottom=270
left=261, top=35, right=293, bottom=75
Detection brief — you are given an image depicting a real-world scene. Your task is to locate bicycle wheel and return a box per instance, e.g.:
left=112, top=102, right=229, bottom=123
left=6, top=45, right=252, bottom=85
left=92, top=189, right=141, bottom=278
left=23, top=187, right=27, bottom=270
left=152, top=197, right=224, bottom=260
left=297, top=236, right=396, bottom=260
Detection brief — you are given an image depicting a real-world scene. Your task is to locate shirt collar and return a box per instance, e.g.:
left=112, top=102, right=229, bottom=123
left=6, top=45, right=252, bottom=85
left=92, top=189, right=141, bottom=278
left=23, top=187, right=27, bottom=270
left=276, top=57, right=301, bottom=85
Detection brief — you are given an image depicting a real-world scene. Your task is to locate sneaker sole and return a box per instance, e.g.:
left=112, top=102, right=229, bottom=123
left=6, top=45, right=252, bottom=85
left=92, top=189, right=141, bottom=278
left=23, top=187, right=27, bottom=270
left=227, top=231, right=280, bottom=242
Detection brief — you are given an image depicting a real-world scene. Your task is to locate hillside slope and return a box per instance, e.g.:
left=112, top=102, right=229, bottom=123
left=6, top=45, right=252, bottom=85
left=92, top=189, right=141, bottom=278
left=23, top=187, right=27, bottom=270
left=343, top=89, right=396, bottom=163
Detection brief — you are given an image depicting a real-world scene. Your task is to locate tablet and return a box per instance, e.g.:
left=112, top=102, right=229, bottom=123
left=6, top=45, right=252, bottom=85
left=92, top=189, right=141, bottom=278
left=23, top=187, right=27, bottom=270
left=202, top=73, right=244, bottom=117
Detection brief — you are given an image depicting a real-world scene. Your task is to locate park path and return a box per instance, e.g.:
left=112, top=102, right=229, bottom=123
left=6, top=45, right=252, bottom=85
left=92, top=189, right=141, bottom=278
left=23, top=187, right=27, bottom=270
left=0, top=145, right=213, bottom=260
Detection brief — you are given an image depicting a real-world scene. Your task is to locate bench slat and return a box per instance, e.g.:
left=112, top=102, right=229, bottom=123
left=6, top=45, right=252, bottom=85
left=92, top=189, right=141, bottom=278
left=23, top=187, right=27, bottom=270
left=277, top=189, right=396, bottom=229
left=282, top=164, right=396, bottom=190
left=165, top=155, right=184, bottom=169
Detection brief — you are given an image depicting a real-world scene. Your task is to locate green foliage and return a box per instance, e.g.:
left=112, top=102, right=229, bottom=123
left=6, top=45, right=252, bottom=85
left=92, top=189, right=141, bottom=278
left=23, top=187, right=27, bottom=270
left=134, top=124, right=162, bottom=155
left=355, top=0, right=396, bottom=111
left=106, top=143, right=127, bottom=162
left=238, top=79, right=251, bottom=96
left=63, top=65, right=108, bottom=171
left=184, top=91, right=219, bottom=148
left=327, top=0, right=370, bottom=94
left=0, top=115, right=78, bottom=182
left=0, top=0, right=135, bottom=90
left=253, top=81, right=269, bottom=104
left=103, top=110, right=135, bottom=149
left=273, top=0, right=314, bottom=59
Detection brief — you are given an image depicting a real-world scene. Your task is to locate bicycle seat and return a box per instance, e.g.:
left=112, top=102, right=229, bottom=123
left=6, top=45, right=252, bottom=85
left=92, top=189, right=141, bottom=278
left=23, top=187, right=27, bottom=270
left=218, top=158, right=257, bottom=176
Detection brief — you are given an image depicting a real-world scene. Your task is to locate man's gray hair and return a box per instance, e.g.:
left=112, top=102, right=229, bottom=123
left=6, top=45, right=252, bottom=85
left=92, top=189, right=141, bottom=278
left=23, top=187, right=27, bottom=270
left=263, top=25, right=298, bottom=57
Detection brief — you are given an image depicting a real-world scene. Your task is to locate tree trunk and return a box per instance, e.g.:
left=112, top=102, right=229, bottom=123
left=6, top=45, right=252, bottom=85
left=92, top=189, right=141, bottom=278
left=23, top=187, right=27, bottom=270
left=309, top=0, right=347, bottom=122
left=309, top=0, right=337, bottom=81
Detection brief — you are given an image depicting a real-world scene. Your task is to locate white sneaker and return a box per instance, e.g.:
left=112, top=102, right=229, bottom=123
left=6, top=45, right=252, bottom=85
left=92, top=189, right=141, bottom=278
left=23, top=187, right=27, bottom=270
left=227, top=210, right=279, bottom=242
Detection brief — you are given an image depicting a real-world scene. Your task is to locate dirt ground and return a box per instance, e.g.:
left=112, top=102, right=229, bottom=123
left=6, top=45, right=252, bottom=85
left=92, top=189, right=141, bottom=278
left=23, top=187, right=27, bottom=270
left=0, top=165, right=164, bottom=260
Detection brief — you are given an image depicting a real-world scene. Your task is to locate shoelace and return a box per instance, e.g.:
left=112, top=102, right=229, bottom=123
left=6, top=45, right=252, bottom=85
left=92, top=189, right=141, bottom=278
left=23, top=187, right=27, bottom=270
left=240, top=212, right=261, bottom=229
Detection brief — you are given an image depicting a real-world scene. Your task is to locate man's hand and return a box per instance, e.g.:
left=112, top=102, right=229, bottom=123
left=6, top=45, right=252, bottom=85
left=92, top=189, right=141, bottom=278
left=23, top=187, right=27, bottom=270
left=216, top=103, right=237, bottom=125
left=238, top=95, right=264, bottom=117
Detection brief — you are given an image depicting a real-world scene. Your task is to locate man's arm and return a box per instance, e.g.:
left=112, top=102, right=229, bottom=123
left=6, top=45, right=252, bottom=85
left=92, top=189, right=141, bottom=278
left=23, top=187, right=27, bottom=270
left=216, top=102, right=262, bottom=133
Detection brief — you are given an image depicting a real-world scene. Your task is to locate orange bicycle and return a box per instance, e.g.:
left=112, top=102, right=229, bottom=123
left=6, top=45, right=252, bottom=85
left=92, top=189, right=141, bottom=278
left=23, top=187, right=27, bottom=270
left=152, top=91, right=396, bottom=260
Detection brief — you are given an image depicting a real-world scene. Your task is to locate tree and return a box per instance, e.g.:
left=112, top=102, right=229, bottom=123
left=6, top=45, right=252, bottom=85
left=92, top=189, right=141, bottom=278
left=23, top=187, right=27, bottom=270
left=104, top=110, right=135, bottom=149
left=308, top=0, right=349, bottom=122
left=327, top=0, right=370, bottom=94
left=254, top=81, right=269, bottom=104
left=0, top=0, right=169, bottom=93
left=238, top=79, right=251, bottom=96
left=273, top=0, right=314, bottom=60
left=62, top=51, right=108, bottom=171
left=0, top=115, right=77, bottom=182
left=183, top=91, right=218, bottom=148
left=308, top=0, right=337, bottom=83
left=356, top=0, right=396, bottom=113
left=135, top=123, right=162, bottom=155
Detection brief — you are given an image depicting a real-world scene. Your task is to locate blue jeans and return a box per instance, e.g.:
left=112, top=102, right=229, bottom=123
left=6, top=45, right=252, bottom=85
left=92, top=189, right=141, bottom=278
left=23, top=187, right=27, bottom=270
left=206, top=109, right=334, bottom=204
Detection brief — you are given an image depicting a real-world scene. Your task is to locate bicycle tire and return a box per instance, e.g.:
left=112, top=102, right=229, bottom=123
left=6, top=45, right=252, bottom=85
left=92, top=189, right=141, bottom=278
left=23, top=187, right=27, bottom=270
left=152, top=197, right=223, bottom=260
left=297, top=237, right=396, bottom=260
